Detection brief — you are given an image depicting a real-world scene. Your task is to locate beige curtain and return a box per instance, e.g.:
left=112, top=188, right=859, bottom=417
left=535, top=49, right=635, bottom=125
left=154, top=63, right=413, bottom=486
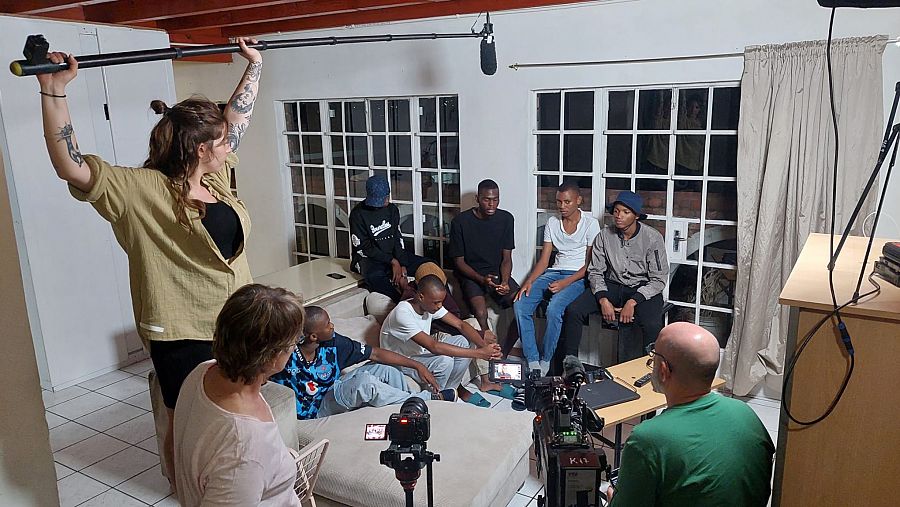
left=722, top=36, right=886, bottom=396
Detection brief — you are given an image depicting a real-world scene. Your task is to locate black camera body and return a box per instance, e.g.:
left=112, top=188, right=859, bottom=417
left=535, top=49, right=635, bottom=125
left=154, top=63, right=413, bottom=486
left=377, top=398, right=440, bottom=506
left=386, top=410, right=430, bottom=446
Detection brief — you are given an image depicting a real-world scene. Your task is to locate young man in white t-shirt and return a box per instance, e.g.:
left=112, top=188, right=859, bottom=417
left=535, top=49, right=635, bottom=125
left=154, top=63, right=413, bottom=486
left=514, top=181, right=601, bottom=374
left=380, top=275, right=503, bottom=406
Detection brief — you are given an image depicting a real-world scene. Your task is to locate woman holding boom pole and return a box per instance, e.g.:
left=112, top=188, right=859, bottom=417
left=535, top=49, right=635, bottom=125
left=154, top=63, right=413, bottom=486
left=36, top=37, right=262, bottom=490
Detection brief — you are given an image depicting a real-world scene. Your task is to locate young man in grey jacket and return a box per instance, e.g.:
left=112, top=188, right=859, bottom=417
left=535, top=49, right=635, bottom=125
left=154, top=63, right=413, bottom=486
left=557, top=191, right=669, bottom=365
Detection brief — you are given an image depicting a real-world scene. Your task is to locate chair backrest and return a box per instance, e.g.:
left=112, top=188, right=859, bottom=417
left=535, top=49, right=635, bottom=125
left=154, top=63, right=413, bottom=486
left=294, top=438, right=330, bottom=505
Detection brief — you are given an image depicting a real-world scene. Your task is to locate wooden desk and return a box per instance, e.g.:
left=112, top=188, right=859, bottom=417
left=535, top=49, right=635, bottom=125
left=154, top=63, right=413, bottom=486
left=595, top=356, right=726, bottom=466
left=254, top=258, right=362, bottom=305
left=776, top=234, right=900, bottom=507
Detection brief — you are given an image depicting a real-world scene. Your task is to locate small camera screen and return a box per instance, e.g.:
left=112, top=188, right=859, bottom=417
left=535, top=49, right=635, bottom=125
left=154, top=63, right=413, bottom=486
left=490, top=360, right=523, bottom=382
left=365, top=423, right=388, bottom=441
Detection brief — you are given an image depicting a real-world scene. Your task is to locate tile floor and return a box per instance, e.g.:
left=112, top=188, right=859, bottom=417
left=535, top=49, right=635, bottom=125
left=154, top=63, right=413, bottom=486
left=48, top=359, right=782, bottom=506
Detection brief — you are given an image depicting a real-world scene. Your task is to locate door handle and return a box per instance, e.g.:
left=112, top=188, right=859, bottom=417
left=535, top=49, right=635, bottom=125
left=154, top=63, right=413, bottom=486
left=673, top=230, right=688, bottom=252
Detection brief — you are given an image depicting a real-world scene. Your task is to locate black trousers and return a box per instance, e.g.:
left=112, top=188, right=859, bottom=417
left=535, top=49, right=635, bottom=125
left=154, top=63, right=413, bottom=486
left=360, top=254, right=429, bottom=302
left=553, top=280, right=664, bottom=371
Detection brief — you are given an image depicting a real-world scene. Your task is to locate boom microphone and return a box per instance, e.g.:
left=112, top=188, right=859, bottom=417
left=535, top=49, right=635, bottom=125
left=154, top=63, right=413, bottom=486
left=562, top=355, right=586, bottom=385
left=479, top=14, right=497, bottom=76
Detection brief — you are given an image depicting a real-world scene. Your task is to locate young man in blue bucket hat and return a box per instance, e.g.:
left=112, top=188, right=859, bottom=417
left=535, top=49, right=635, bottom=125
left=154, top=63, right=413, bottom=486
left=557, top=190, right=669, bottom=365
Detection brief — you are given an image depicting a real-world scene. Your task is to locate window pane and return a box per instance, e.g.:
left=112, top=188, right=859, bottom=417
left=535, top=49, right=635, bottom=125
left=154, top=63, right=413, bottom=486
left=302, top=135, right=323, bottom=165
left=566, top=176, right=592, bottom=212
left=346, top=136, right=368, bottom=166
left=332, top=168, right=347, bottom=197
left=675, top=135, right=705, bottom=175
left=370, top=99, right=386, bottom=132
left=345, top=102, right=366, bottom=133
left=299, top=102, right=321, bottom=132
left=293, top=196, right=306, bottom=224
left=421, top=136, right=438, bottom=168
left=536, top=211, right=553, bottom=245
left=700, top=310, right=732, bottom=347
left=419, top=98, right=437, bottom=132
left=644, top=218, right=667, bottom=239
left=537, top=174, right=558, bottom=210
left=703, top=224, right=737, bottom=265
left=537, top=135, right=560, bottom=171
left=605, top=134, right=632, bottom=174
left=638, top=89, right=671, bottom=130
left=390, top=135, right=413, bottom=167
left=636, top=178, right=667, bottom=216
left=304, top=167, right=325, bottom=195
left=668, top=304, right=696, bottom=325
left=701, top=266, right=736, bottom=309
left=309, top=227, right=330, bottom=256
left=335, top=199, right=349, bottom=227
left=287, top=135, right=302, bottom=164
left=424, top=238, right=441, bottom=264
left=637, top=134, right=668, bottom=175
left=290, top=167, right=304, bottom=194
left=423, top=205, right=440, bottom=236
left=603, top=177, right=631, bottom=216
left=336, top=229, right=351, bottom=259
left=397, top=203, right=415, bottom=234
left=349, top=170, right=369, bottom=198
left=440, top=137, right=460, bottom=170
left=439, top=97, right=459, bottom=133
left=441, top=207, right=460, bottom=238
left=707, top=181, right=738, bottom=221
left=421, top=172, right=438, bottom=203
left=330, top=136, right=345, bottom=166
left=712, top=87, right=741, bottom=130
left=669, top=263, right=698, bottom=304
left=677, top=89, right=707, bottom=130
left=295, top=226, right=308, bottom=254
left=563, top=134, right=592, bottom=172
left=307, top=197, right=328, bottom=226
left=564, top=91, right=594, bottom=130
left=709, top=135, right=737, bottom=177
left=328, top=102, right=342, bottom=132
left=608, top=91, right=634, bottom=130
left=402, top=235, right=416, bottom=256
left=441, top=172, right=460, bottom=205
left=685, top=223, right=703, bottom=261
left=440, top=240, right=453, bottom=269
left=372, top=135, right=387, bottom=166
left=284, top=103, right=299, bottom=131
left=388, top=99, right=411, bottom=132
left=390, top=170, right=413, bottom=201
left=537, top=92, right=561, bottom=130
left=674, top=181, right=702, bottom=219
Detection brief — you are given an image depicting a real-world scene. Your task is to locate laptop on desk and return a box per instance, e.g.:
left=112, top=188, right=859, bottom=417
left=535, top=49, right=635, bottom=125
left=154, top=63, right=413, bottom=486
left=578, top=379, right=640, bottom=410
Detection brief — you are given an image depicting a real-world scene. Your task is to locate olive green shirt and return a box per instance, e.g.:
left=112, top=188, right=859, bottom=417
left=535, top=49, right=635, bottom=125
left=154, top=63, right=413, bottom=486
left=69, top=153, right=252, bottom=344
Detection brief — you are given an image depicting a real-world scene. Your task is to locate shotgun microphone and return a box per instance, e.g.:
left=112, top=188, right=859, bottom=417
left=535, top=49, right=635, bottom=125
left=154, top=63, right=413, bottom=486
left=479, top=14, right=497, bottom=76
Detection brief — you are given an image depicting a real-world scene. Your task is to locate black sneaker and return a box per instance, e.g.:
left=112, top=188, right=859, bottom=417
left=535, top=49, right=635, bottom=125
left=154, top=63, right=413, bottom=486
left=432, top=389, right=457, bottom=402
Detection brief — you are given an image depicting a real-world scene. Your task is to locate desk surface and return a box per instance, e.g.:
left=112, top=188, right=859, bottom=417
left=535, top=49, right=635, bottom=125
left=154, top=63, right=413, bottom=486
left=595, top=356, right=726, bottom=427
left=779, top=233, right=900, bottom=321
left=255, top=258, right=362, bottom=304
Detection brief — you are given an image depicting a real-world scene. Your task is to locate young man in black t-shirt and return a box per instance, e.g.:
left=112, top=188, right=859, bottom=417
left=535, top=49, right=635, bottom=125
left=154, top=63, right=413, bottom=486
left=448, top=179, right=521, bottom=355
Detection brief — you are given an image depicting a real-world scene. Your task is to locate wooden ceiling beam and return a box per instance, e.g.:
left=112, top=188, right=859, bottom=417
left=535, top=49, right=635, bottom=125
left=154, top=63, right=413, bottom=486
left=221, top=0, right=593, bottom=36
left=0, top=0, right=113, bottom=15
left=83, top=0, right=309, bottom=24
left=160, top=0, right=441, bottom=32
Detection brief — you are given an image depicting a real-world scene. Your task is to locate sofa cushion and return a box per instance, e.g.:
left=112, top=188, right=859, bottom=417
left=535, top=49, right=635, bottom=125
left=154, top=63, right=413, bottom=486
left=296, top=402, right=533, bottom=507
left=363, top=292, right=395, bottom=324
left=332, top=315, right=381, bottom=349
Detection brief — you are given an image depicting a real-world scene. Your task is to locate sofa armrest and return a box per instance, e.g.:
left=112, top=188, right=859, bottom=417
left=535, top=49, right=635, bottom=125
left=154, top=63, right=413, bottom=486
left=262, top=381, right=299, bottom=451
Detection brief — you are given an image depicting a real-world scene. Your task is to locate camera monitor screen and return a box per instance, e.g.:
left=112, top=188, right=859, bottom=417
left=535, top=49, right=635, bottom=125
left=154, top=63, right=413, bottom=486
left=364, top=423, right=388, bottom=441
left=489, top=359, right=523, bottom=382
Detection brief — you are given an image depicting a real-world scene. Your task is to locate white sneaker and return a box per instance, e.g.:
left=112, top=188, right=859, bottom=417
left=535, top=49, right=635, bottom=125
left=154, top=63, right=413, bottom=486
left=539, top=360, right=550, bottom=376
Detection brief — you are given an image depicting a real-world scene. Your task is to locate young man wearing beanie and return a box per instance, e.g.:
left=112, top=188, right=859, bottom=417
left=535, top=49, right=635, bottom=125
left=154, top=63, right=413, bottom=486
left=558, top=191, right=669, bottom=364
left=349, top=175, right=427, bottom=301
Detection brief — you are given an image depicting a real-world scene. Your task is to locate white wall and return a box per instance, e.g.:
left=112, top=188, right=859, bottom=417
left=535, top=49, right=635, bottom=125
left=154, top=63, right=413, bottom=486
left=174, top=0, right=900, bottom=280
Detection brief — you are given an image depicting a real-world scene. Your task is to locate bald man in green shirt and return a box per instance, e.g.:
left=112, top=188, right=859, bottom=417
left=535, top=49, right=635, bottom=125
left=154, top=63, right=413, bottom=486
left=607, top=322, right=775, bottom=507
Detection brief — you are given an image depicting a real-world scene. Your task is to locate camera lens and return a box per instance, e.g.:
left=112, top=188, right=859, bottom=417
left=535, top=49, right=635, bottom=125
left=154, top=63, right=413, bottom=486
left=399, top=397, right=428, bottom=416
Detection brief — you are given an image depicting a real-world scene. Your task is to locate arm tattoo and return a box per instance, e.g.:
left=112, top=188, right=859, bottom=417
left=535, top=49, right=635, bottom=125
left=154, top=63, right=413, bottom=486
left=246, top=61, right=262, bottom=83
left=226, top=121, right=248, bottom=152
left=56, top=123, right=84, bottom=167
left=229, top=82, right=256, bottom=114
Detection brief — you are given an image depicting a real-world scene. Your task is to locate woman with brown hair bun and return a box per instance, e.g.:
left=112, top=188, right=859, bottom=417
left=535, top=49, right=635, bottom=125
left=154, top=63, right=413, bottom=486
left=174, top=283, right=306, bottom=506
left=36, top=37, right=263, bottom=485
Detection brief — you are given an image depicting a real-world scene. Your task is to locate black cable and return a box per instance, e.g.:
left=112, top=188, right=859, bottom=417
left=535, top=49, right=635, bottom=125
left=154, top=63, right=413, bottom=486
left=826, top=7, right=841, bottom=317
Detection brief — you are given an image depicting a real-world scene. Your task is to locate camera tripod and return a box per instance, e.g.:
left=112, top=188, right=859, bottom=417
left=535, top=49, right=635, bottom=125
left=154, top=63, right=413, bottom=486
left=380, top=443, right=440, bottom=507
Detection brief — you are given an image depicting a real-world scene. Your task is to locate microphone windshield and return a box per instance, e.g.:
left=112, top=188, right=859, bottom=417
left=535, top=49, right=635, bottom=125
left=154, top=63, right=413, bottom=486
left=563, top=355, right=586, bottom=383
left=480, top=36, right=496, bottom=76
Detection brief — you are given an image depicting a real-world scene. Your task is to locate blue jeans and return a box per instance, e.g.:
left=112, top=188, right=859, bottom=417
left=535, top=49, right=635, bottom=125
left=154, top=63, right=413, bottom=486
left=317, top=363, right=430, bottom=417
left=514, top=270, right=586, bottom=363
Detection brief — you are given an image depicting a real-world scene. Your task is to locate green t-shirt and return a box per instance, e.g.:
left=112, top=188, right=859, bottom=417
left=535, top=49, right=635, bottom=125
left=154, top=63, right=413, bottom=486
left=610, top=393, right=775, bottom=507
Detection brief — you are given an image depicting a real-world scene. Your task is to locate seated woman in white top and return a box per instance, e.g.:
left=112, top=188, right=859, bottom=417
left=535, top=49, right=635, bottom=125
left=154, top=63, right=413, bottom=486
left=174, top=283, right=304, bottom=506
left=514, top=181, right=601, bottom=375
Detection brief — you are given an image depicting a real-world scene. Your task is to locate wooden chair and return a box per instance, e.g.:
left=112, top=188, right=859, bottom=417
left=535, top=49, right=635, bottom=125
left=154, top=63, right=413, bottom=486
left=293, top=438, right=330, bottom=507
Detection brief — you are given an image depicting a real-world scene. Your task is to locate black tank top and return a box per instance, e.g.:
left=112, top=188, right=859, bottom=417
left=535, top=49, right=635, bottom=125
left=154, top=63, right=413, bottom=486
left=202, top=201, right=243, bottom=260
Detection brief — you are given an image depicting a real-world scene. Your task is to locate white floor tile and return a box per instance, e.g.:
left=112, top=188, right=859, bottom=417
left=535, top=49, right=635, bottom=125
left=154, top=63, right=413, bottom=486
left=78, top=370, right=135, bottom=391
left=746, top=401, right=780, bottom=431
left=136, top=436, right=159, bottom=455
left=97, top=377, right=150, bottom=402
left=47, top=392, right=118, bottom=420
left=117, top=466, right=172, bottom=505
left=55, top=461, right=76, bottom=480
left=153, top=494, right=179, bottom=506
left=50, top=422, right=99, bottom=453
left=518, top=471, right=543, bottom=498
left=506, top=492, right=535, bottom=507
left=106, top=413, right=157, bottom=445
left=46, top=410, right=68, bottom=430
left=56, top=472, right=110, bottom=507
left=121, top=359, right=153, bottom=375
left=82, top=446, right=159, bottom=487
left=55, top=433, right=130, bottom=471
left=131, top=369, right=152, bottom=379
left=79, top=488, right=150, bottom=507
left=122, top=391, right=153, bottom=411
left=76, top=402, right=146, bottom=432
left=43, top=385, right=90, bottom=409
left=738, top=394, right=782, bottom=409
